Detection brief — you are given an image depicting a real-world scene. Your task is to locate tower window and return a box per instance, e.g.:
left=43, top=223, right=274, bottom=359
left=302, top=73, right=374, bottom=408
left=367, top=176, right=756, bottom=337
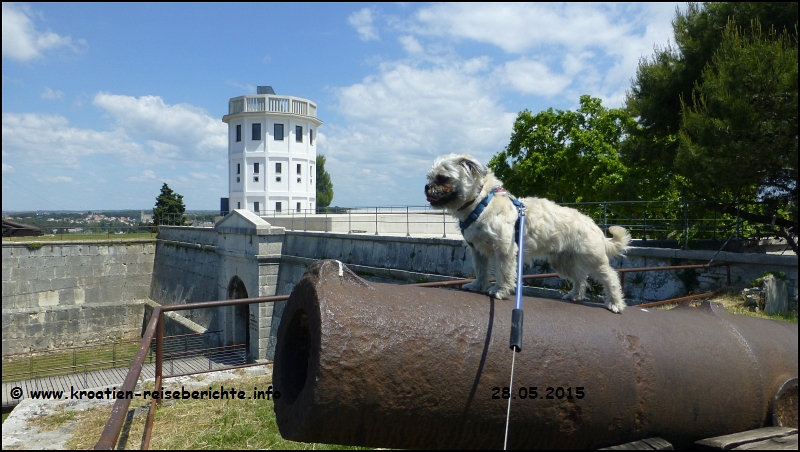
left=254, top=202, right=260, bottom=213
left=252, top=123, right=262, bottom=141
left=310, top=129, right=314, bottom=145
left=297, top=164, right=301, bottom=175
left=296, top=126, right=303, bottom=142
left=237, top=163, right=240, bottom=174
left=236, top=124, right=241, bottom=142
left=254, top=163, right=259, bottom=174
left=237, top=202, right=241, bottom=209
left=276, top=202, right=282, bottom=213
left=276, top=162, right=282, bottom=173
left=296, top=202, right=301, bottom=212
left=274, top=124, right=284, bottom=141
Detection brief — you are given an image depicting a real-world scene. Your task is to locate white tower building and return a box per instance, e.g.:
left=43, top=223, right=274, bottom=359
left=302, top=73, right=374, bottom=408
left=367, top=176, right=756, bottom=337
left=222, top=86, right=322, bottom=216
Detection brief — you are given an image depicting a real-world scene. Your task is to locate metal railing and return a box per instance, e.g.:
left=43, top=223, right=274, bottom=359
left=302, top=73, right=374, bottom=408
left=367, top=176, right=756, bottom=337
left=227, top=94, right=317, bottom=118
left=2, top=339, right=142, bottom=384
left=95, top=260, right=731, bottom=449
left=1, top=225, right=158, bottom=242
left=162, top=199, right=791, bottom=250
left=95, top=295, right=289, bottom=450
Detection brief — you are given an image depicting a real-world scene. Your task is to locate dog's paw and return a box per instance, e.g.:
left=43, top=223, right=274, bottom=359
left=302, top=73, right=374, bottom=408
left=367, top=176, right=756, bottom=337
left=488, top=285, right=511, bottom=300
left=606, top=301, right=625, bottom=314
left=462, top=281, right=484, bottom=293
left=562, top=292, right=583, bottom=301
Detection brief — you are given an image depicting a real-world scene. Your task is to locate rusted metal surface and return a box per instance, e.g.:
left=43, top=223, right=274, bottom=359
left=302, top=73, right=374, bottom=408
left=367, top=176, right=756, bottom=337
left=411, top=262, right=730, bottom=290
left=141, top=374, right=161, bottom=450
left=95, top=307, right=161, bottom=450
left=273, top=260, right=798, bottom=450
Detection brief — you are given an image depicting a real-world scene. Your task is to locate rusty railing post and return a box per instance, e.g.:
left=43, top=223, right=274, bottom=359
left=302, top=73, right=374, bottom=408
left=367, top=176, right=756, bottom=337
left=156, top=310, right=164, bottom=406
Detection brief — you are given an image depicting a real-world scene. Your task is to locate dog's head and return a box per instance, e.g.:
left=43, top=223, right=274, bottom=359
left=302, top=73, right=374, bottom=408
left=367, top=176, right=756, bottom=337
left=425, top=153, right=488, bottom=210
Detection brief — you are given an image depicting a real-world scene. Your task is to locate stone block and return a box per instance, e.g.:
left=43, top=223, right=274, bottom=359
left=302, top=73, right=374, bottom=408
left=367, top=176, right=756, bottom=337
left=764, top=275, right=789, bottom=315
left=17, top=256, right=39, bottom=269
left=2, top=256, right=19, bottom=270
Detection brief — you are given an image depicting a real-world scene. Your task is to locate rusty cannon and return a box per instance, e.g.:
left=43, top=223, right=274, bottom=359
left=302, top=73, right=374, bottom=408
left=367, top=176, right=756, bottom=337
left=273, top=260, right=798, bottom=449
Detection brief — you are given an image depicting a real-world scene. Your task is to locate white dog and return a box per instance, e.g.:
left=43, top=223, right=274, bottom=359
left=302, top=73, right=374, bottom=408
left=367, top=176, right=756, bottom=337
left=425, top=153, right=631, bottom=313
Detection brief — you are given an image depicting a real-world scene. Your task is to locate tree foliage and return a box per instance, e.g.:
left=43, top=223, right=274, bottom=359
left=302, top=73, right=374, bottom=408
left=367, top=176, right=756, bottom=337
left=627, top=2, right=797, bottom=138
left=153, top=183, right=186, bottom=226
left=677, top=20, right=798, bottom=221
left=315, top=154, right=334, bottom=211
left=624, top=2, right=797, bottom=246
left=489, top=95, right=635, bottom=203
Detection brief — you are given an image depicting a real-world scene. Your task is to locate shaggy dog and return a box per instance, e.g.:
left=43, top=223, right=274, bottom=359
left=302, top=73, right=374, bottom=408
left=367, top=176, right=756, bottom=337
left=425, top=153, right=631, bottom=313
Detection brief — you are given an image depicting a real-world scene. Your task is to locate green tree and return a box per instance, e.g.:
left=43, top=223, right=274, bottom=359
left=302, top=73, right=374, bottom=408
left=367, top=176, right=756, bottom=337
left=625, top=2, right=797, bottom=181
left=677, top=20, right=798, bottom=248
left=316, top=154, right=334, bottom=212
left=489, top=95, right=636, bottom=203
left=153, top=183, right=186, bottom=226
left=627, top=2, right=796, bottom=137
left=624, top=2, right=797, bottom=246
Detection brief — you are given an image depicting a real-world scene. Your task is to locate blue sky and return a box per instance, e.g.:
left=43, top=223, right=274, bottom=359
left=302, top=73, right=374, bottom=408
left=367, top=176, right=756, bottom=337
left=2, top=2, right=684, bottom=212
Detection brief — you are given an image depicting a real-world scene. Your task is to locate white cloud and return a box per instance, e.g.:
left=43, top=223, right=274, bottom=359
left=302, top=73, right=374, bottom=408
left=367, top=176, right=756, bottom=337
left=496, top=59, right=572, bottom=97
left=1, top=112, right=143, bottom=167
left=322, top=59, right=516, bottom=206
left=398, top=35, right=423, bottom=54
left=126, top=169, right=157, bottom=182
left=2, top=3, right=85, bottom=61
left=189, top=172, right=221, bottom=180
left=2, top=163, right=13, bottom=173
left=92, top=93, right=227, bottom=162
left=36, top=175, right=73, bottom=183
left=41, top=87, right=64, bottom=99
left=401, top=2, right=680, bottom=103
left=349, top=8, right=380, bottom=41
left=410, top=3, right=674, bottom=54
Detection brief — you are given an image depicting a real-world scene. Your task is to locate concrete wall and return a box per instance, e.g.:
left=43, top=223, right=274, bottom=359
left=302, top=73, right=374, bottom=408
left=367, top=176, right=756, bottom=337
left=278, top=231, right=798, bottom=303
left=4, top=228, right=796, bottom=357
left=2, top=240, right=155, bottom=354
left=149, top=215, right=285, bottom=362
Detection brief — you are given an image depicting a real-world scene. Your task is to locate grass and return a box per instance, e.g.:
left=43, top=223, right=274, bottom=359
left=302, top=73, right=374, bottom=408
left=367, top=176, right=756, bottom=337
left=2, top=232, right=157, bottom=242
left=2, top=340, right=143, bottom=383
left=30, top=406, right=77, bottom=431
left=63, top=370, right=371, bottom=450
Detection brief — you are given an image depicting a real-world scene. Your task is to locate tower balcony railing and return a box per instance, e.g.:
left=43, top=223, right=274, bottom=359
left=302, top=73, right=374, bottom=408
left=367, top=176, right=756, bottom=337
left=228, top=95, right=317, bottom=118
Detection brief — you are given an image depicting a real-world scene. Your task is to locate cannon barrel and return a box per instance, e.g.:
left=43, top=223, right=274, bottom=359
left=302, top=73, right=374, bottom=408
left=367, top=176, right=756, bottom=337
left=273, top=260, right=798, bottom=449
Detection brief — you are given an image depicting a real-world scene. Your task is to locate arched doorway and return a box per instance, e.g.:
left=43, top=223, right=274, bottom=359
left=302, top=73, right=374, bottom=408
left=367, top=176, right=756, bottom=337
left=228, top=276, right=248, bottom=300
left=227, top=276, right=251, bottom=363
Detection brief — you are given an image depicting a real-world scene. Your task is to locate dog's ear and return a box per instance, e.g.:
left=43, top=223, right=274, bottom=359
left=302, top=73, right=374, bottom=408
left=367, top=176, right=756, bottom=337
left=458, top=157, right=488, bottom=177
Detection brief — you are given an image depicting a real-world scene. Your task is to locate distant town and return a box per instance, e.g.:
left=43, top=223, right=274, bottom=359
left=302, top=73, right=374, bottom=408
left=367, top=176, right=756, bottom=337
left=2, top=210, right=218, bottom=233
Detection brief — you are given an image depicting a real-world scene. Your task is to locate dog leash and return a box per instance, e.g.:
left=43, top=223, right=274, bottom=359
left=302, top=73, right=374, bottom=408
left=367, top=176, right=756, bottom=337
left=504, top=201, right=526, bottom=450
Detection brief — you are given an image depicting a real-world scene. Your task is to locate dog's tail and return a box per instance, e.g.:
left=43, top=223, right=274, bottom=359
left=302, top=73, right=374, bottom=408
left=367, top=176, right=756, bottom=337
left=605, top=226, right=631, bottom=257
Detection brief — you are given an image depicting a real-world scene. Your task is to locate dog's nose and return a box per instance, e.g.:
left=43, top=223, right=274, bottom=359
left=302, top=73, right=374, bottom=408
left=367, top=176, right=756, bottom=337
left=424, top=184, right=431, bottom=191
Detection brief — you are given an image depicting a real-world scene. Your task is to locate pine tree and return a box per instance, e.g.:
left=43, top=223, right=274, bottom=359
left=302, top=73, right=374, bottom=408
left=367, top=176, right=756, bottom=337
left=153, top=183, right=186, bottom=226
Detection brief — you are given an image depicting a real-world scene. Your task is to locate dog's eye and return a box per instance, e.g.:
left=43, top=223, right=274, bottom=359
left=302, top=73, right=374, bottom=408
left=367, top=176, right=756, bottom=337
left=436, top=175, right=448, bottom=184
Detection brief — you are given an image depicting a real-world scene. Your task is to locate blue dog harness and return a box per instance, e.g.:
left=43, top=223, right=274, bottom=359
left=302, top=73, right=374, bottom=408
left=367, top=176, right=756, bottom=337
left=459, top=188, right=525, bottom=247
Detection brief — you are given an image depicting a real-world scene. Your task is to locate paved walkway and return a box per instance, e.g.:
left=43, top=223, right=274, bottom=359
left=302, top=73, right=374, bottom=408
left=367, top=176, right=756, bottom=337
left=2, top=355, right=228, bottom=408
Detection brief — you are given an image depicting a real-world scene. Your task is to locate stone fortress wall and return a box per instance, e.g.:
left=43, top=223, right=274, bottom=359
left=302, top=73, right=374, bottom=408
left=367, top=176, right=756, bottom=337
left=3, top=216, right=797, bottom=356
